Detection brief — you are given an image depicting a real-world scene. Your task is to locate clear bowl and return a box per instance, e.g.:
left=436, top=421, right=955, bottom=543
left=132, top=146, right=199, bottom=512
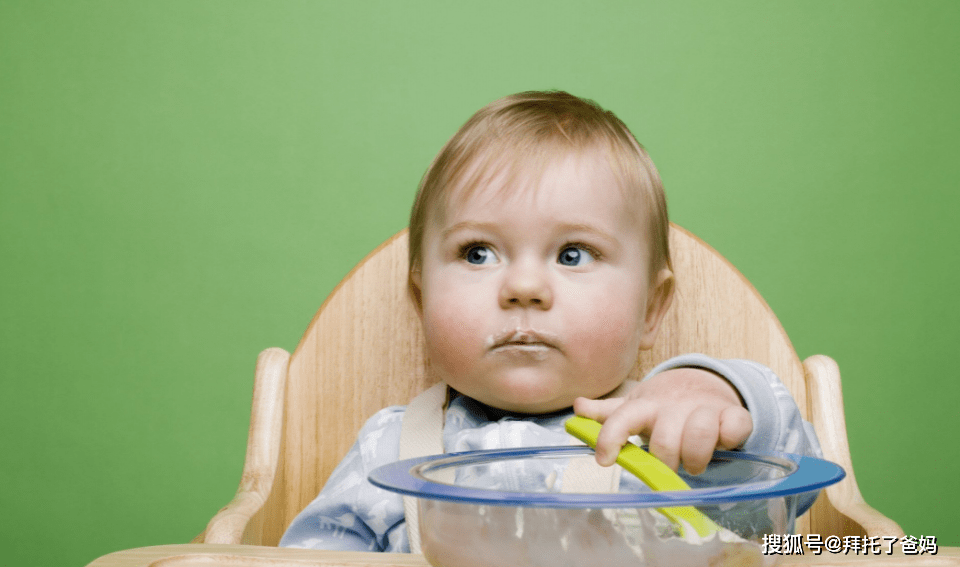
left=370, top=446, right=844, bottom=567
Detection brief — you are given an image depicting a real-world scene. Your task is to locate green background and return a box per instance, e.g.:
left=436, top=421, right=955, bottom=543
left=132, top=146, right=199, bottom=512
left=2, top=2, right=957, bottom=564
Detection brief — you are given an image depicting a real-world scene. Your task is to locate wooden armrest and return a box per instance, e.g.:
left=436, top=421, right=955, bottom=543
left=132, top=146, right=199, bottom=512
left=803, top=354, right=903, bottom=538
left=198, top=347, right=290, bottom=544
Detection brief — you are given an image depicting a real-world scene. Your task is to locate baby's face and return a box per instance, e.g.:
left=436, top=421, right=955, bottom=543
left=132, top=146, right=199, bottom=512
left=413, top=153, right=671, bottom=413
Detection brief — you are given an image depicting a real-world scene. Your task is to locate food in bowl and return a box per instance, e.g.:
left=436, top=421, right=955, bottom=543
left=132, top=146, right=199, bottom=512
left=370, top=446, right=844, bottom=567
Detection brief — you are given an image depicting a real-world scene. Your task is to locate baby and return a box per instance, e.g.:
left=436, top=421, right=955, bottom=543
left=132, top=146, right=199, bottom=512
left=280, top=91, right=822, bottom=552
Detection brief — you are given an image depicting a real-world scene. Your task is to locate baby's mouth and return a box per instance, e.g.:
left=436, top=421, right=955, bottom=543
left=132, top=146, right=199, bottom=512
left=487, top=329, right=561, bottom=354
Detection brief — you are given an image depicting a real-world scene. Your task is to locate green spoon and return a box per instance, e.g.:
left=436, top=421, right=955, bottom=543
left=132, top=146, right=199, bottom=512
left=565, top=415, right=721, bottom=538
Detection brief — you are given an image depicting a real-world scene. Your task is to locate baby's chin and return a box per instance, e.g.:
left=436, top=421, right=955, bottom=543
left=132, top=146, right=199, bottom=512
left=464, top=382, right=591, bottom=415
left=443, top=379, right=566, bottom=415
left=479, top=395, right=574, bottom=416
left=443, top=369, right=627, bottom=415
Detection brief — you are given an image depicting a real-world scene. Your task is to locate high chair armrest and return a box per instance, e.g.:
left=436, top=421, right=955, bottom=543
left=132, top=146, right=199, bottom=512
left=803, top=354, right=903, bottom=538
left=198, top=347, right=290, bottom=545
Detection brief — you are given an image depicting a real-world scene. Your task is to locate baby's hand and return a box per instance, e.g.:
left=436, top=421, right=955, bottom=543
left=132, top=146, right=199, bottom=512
left=573, top=368, right=752, bottom=475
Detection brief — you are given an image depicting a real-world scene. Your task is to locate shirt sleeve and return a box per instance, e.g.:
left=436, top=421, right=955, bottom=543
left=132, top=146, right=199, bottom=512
left=644, top=354, right=824, bottom=515
left=279, top=406, right=409, bottom=552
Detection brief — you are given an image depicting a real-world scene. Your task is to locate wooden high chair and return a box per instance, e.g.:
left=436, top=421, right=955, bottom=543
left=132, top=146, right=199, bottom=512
left=197, top=224, right=902, bottom=547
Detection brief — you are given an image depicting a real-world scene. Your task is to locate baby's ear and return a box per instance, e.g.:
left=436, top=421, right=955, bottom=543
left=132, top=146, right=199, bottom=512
left=408, top=268, right=425, bottom=318
left=638, top=268, right=675, bottom=350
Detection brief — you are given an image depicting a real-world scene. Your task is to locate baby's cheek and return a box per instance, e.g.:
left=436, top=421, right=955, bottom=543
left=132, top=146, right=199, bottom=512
left=422, top=296, right=484, bottom=374
left=567, top=302, right=644, bottom=372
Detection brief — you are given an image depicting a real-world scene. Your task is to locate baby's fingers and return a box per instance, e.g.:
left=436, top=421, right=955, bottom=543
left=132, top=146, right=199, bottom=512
left=580, top=398, right=657, bottom=467
left=646, top=411, right=684, bottom=472
left=679, top=408, right=721, bottom=475
left=573, top=396, right=625, bottom=422
left=718, top=405, right=753, bottom=450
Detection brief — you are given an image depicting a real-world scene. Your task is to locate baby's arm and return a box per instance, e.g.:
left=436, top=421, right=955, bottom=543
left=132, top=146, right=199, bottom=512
left=575, top=354, right=823, bottom=476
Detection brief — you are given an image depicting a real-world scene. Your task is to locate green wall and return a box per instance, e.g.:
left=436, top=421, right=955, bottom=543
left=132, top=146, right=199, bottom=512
left=2, top=2, right=957, bottom=565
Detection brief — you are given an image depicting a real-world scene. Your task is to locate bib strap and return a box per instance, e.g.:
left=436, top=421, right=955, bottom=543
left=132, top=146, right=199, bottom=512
left=398, top=382, right=447, bottom=554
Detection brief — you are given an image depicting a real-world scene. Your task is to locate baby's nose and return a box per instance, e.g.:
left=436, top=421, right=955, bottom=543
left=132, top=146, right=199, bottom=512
left=499, top=262, right=553, bottom=309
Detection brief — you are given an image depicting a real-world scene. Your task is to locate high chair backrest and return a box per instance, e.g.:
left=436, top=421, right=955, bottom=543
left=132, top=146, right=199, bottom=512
left=202, top=224, right=901, bottom=547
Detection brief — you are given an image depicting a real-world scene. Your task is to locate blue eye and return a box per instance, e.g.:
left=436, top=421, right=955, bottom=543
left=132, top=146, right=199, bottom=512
left=463, top=244, right=498, bottom=265
left=558, top=245, right=595, bottom=266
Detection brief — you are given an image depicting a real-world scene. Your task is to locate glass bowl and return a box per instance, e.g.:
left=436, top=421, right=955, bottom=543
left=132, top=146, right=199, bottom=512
left=370, top=446, right=844, bottom=567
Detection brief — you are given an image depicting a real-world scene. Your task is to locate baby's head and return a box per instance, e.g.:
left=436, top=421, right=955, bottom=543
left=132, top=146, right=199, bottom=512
left=408, top=91, right=675, bottom=413
left=410, top=90, right=670, bottom=282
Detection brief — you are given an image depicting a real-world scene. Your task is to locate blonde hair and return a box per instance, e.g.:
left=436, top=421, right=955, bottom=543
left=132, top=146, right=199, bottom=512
left=408, top=90, right=670, bottom=283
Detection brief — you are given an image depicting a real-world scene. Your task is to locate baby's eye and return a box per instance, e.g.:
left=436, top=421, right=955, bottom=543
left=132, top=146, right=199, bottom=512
left=462, top=244, right=499, bottom=265
left=557, top=245, right=596, bottom=266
